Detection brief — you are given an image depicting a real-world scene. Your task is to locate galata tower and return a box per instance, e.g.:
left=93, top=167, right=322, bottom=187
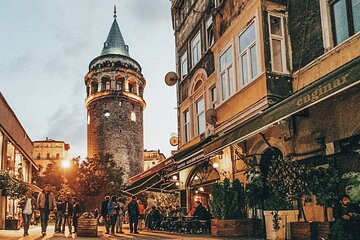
left=84, top=7, right=145, bottom=181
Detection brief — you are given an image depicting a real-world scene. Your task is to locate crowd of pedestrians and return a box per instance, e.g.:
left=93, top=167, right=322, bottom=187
left=19, top=184, right=82, bottom=237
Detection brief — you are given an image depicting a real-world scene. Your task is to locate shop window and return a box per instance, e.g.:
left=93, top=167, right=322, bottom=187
left=195, top=97, right=205, bottom=135
left=330, top=0, right=360, bottom=45
left=180, top=51, right=188, bottom=79
left=191, top=31, right=202, bottom=67
left=239, top=21, right=258, bottom=86
left=219, top=46, right=235, bottom=101
left=183, top=109, right=191, bottom=142
left=268, top=14, right=288, bottom=73
left=205, top=17, right=214, bottom=49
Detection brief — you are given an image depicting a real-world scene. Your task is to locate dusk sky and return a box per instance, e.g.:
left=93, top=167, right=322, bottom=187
left=0, top=0, right=177, bottom=158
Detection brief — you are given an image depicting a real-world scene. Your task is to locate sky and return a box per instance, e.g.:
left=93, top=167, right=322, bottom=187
left=0, top=0, right=178, bottom=159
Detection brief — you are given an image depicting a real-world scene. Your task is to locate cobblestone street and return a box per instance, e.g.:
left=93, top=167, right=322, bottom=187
left=0, top=224, right=260, bottom=240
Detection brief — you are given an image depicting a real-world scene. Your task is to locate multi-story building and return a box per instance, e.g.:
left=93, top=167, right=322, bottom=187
left=167, top=0, right=359, bottom=218
left=33, top=138, right=70, bottom=175
left=0, top=92, right=39, bottom=229
left=125, top=0, right=359, bottom=224
left=84, top=8, right=146, bottom=181
left=143, top=149, right=166, bottom=171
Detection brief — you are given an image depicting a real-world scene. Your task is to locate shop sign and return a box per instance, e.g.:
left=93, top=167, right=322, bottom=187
left=177, top=153, right=205, bottom=170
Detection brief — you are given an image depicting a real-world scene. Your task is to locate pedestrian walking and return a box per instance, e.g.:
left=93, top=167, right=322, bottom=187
left=19, top=190, right=36, bottom=237
left=137, top=199, right=145, bottom=230
left=61, top=196, right=73, bottom=234
left=55, top=195, right=64, bottom=233
left=72, top=197, right=81, bottom=233
left=115, top=198, right=125, bottom=233
left=36, top=184, right=57, bottom=237
left=101, top=196, right=111, bottom=234
left=107, top=195, right=119, bottom=234
left=127, top=196, right=140, bottom=234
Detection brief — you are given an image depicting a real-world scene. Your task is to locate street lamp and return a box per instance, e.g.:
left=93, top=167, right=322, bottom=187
left=61, top=159, right=71, bottom=184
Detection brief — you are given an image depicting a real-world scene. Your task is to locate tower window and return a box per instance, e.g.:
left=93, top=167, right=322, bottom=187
left=131, top=111, right=136, bottom=122
left=105, top=81, right=111, bottom=90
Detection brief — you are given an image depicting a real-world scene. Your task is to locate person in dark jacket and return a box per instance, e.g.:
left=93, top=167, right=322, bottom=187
left=127, top=196, right=140, bottom=234
left=61, top=196, right=73, bottom=234
left=107, top=195, right=120, bottom=234
left=101, top=196, right=111, bottom=234
left=193, top=201, right=209, bottom=220
left=55, top=195, right=64, bottom=233
left=72, top=197, right=82, bottom=233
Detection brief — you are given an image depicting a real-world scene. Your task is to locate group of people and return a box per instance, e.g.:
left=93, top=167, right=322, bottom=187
left=19, top=184, right=81, bottom=237
left=100, top=195, right=141, bottom=234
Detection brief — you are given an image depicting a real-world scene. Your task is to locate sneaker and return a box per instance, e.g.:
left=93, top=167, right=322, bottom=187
left=134, top=231, right=139, bottom=234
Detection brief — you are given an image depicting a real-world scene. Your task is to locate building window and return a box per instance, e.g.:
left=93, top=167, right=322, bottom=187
left=210, top=87, right=217, bottom=109
left=239, top=21, right=258, bottom=86
left=47, top=153, right=50, bottom=159
left=180, top=51, right=188, bottom=79
left=105, top=81, right=111, bottom=90
left=56, top=153, right=60, bottom=159
left=191, top=31, right=202, bottom=67
left=195, top=97, right=205, bottom=135
left=269, top=14, right=287, bottom=73
left=330, top=0, right=360, bottom=45
left=131, top=111, right=136, bottom=122
left=183, top=109, right=191, bottom=142
left=205, top=17, right=214, bottom=49
left=37, top=153, right=41, bottom=160
left=219, top=46, right=235, bottom=101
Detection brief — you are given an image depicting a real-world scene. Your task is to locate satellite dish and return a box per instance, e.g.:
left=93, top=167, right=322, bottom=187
left=169, top=136, right=179, bottom=146
left=165, top=71, right=179, bottom=86
left=205, top=109, right=217, bottom=125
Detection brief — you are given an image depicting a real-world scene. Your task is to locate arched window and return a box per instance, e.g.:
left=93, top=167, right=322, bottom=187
left=91, top=81, right=98, bottom=94
left=129, top=84, right=135, bottom=93
left=116, top=79, right=124, bottom=91
left=139, top=86, right=144, bottom=97
left=105, top=81, right=111, bottom=90
left=193, top=80, right=203, bottom=92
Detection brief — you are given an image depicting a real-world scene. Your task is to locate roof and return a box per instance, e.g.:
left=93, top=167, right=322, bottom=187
left=100, top=18, right=130, bottom=57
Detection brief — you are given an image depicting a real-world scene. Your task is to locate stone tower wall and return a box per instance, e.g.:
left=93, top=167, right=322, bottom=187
left=87, top=95, right=144, bottom=180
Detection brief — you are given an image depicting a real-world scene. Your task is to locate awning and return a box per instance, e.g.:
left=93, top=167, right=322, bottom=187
left=26, top=182, right=42, bottom=193
left=204, top=56, right=360, bottom=156
left=124, top=158, right=178, bottom=195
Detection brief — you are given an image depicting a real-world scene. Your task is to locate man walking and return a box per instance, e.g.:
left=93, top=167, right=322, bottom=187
left=101, top=196, right=111, bottom=234
left=61, top=196, right=73, bottom=234
left=128, top=196, right=140, bottom=234
left=55, top=195, right=64, bottom=233
left=19, top=190, right=36, bottom=236
left=37, top=184, right=56, bottom=237
left=72, top=197, right=81, bottom=233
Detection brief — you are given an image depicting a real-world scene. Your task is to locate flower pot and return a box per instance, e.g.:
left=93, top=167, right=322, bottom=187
left=264, top=210, right=298, bottom=239
left=5, top=219, right=19, bottom=230
left=211, top=218, right=262, bottom=237
left=290, top=221, right=332, bottom=240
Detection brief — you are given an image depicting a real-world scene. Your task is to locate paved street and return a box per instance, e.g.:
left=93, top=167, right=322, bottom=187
left=0, top=224, right=258, bottom=240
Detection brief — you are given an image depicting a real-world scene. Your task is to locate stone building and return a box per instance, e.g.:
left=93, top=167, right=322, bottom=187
left=0, top=92, right=40, bottom=229
left=33, top=138, right=70, bottom=175
left=167, top=0, right=359, bottom=218
left=143, top=149, right=166, bottom=171
left=125, top=0, right=359, bottom=225
left=84, top=8, right=146, bottom=181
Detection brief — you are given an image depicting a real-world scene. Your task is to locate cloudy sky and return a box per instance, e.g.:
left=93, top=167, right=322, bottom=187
left=0, top=0, right=177, bottom=158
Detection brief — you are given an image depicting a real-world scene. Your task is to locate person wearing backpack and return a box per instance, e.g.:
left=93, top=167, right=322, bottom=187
left=127, top=196, right=140, bottom=234
left=107, top=195, right=120, bottom=234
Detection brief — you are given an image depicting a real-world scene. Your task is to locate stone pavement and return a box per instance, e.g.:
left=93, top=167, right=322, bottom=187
left=0, top=223, right=260, bottom=240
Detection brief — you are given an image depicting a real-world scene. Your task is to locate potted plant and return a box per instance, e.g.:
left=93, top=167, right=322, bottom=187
left=210, top=178, right=260, bottom=237
left=265, top=156, right=310, bottom=240
left=3, top=176, right=28, bottom=230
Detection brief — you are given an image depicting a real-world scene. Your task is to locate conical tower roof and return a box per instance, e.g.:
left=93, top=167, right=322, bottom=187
left=101, top=7, right=130, bottom=57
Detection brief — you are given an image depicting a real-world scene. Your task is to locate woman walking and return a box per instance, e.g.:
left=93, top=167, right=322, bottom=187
left=107, top=195, right=119, bottom=234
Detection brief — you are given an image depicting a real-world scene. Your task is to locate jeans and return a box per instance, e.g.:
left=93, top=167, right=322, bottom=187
left=73, top=215, right=78, bottom=233
left=110, top=215, right=117, bottom=233
left=55, top=212, right=63, bottom=232
left=129, top=215, right=138, bottom=233
left=22, top=214, right=32, bottom=234
left=62, top=214, right=72, bottom=233
left=115, top=215, right=123, bottom=232
left=39, top=209, right=50, bottom=233
left=103, top=215, right=110, bottom=233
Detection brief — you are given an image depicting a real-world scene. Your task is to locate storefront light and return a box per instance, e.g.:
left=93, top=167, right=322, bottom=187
left=172, top=175, right=178, bottom=180
left=175, top=182, right=180, bottom=186
left=212, top=162, right=219, bottom=168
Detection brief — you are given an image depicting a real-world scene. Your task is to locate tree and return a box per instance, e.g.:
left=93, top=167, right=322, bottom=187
left=75, top=153, right=124, bottom=210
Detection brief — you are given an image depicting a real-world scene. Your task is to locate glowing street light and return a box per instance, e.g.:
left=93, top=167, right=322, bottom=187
left=62, top=160, right=71, bottom=169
